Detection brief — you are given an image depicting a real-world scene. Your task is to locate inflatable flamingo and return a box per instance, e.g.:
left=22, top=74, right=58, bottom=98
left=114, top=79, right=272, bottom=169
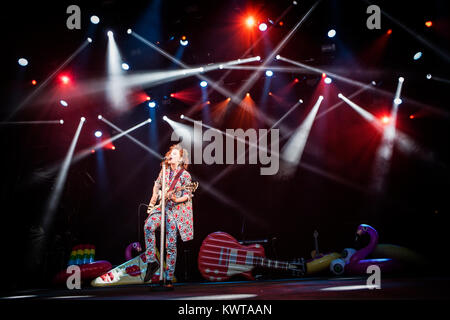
left=330, top=224, right=401, bottom=275
left=125, top=242, right=142, bottom=261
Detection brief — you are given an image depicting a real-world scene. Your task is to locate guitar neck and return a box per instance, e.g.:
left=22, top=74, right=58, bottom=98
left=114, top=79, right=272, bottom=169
left=250, top=256, right=294, bottom=271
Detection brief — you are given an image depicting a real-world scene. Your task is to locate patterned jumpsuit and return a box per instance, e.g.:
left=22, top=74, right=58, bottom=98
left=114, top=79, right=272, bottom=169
left=144, top=167, right=194, bottom=281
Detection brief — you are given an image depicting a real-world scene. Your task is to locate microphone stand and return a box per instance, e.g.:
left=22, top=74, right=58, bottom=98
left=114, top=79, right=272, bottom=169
left=159, top=161, right=166, bottom=285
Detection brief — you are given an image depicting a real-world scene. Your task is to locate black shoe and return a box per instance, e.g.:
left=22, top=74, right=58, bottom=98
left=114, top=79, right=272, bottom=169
left=144, top=261, right=160, bottom=282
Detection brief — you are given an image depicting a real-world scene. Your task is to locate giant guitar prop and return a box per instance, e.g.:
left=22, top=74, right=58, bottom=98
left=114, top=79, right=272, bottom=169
left=198, top=231, right=305, bottom=281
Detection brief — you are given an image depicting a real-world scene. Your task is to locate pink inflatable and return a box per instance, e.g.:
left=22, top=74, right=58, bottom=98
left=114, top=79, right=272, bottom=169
left=53, top=261, right=112, bottom=285
left=345, top=224, right=401, bottom=275
left=125, top=242, right=142, bottom=261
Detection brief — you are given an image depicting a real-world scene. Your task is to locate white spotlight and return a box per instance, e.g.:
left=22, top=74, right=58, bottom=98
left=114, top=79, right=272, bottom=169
left=147, top=118, right=152, bottom=123
left=399, top=77, right=404, bottom=83
left=319, top=95, right=324, bottom=101
left=426, top=74, right=432, bottom=79
left=394, top=98, right=402, bottom=105
left=148, top=101, right=156, bottom=108
left=121, top=63, right=130, bottom=71
left=94, top=131, right=103, bottom=138
left=180, top=114, right=185, bottom=119
left=87, top=37, right=93, bottom=43
left=413, top=52, right=422, bottom=60
left=90, top=16, right=100, bottom=24
left=81, top=117, right=86, bottom=122
left=299, top=99, right=303, bottom=104
left=97, top=115, right=103, bottom=120
left=371, top=81, right=377, bottom=86
left=18, top=58, right=28, bottom=67
left=60, top=100, right=68, bottom=107
left=127, top=29, right=132, bottom=34
left=60, top=120, right=64, bottom=125
left=200, top=81, right=208, bottom=88
left=338, top=93, right=343, bottom=98
left=259, top=23, right=268, bottom=32
left=163, top=116, right=168, bottom=121
left=107, top=31, right=113, bottom=37
left=180, top=39, right=188, bottom=46
left=324, top=77, right=332, bottom=84
left=276, top=55, right=281, bottom=60
left=256, top=56, right=261, bottom=61
left=293, top=1, right=298, bottom=5
left=328, top=29, right=336, bottom=38
left=219, top=64, right=224, bottom=69
left=266, top=70, right=274, bottom=77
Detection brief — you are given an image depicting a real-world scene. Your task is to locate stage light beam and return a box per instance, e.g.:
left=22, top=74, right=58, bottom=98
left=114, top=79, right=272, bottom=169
left=42, top=117, right=86, bottom=231
left=106, top=30, right=128, bottom=110
left=280, top=95, right=324, bottom=176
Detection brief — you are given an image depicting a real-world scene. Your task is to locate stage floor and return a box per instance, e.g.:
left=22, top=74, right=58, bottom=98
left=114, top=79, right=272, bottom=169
left=1, top=275, right=449, bottom=300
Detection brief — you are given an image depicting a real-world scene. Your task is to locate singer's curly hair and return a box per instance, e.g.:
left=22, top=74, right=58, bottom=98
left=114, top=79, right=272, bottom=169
left=162, top=144, right=189, bottom=169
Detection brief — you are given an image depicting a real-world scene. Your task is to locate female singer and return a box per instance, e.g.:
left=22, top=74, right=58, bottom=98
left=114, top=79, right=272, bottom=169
left=143, top=144, right=194, bottom=287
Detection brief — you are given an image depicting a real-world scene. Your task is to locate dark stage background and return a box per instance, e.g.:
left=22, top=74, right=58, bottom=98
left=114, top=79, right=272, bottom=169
left=0, top=0, right=449, bottom=292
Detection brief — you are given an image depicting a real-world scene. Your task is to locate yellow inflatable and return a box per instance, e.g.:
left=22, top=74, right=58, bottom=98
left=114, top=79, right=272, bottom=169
left=371, top=244, right=428, bottom=268
left=306, top=252, right=341, bottom=275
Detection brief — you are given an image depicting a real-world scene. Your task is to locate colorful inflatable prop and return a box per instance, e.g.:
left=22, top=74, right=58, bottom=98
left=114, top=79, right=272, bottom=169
left=330, top=224, right=402, bottom=275
left=370, top=244, right=427, bottom=268
left=306, top=230, right=341, bottom=275
left=307, top=252, right=342, bottom=275
left=53, top=244, right=112, bottom=285
left=329, top=248, right=356, bottom=275
left=91, top=248, right=175, bottom=287
left=125, top=242, right=142, bottom=261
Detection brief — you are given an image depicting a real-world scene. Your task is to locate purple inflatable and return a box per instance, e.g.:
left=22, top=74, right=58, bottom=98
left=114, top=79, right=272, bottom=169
left=125, top=242, right=142, bottom=261
left=345, top=224, right=401, bottom=275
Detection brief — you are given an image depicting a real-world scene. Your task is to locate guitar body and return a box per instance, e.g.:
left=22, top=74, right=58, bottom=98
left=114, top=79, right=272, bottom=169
left=198, top=231, right=266, bottom=281
left=147, top=182, right=198, bottom=213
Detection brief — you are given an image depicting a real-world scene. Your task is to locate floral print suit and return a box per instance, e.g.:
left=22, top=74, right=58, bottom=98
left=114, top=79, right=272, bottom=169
left=144, top=166, right=194, bottom=280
